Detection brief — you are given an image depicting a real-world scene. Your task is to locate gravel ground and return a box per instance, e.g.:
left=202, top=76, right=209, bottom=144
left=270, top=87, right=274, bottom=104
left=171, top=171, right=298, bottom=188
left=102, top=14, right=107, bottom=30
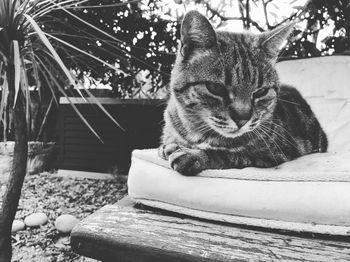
left=0, top=171, right=127, bottom=262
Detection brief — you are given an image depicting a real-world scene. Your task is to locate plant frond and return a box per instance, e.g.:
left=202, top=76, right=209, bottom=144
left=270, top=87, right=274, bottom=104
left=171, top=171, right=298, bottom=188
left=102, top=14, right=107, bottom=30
left=46, top=33, right=126, bottom=74
left=32, top=0, right=87, bottom=17
left=84, top=88, right=125, bottom=131
left=12, top=40, right=21, bottom=108
left=24, top=13, right=86, bottom=100
left=63, top=0, right=141, bottom=9
left=0, top=71, right=8, bottom=124
left=20, top=56, right=31, bottom=138
left=33, top=54, right=58, bottom=106
left=36, top=55, right=103, bottom=143
left=45, top=2, right=125, bottom=46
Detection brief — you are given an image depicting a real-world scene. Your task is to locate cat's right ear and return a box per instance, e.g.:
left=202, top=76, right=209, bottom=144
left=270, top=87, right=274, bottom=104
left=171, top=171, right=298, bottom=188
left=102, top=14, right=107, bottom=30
left=180, top=11, right=217, bottom=57
left=259, top=21, right=297, bottom=60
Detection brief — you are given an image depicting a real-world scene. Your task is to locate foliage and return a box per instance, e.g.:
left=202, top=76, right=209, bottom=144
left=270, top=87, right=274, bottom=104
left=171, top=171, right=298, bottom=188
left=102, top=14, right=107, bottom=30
left=45, top=0, right=179, bottom=98
left=171, top=0, right=350, bottom=59
left=283, top=0, right=350, bottom=58
left=0, top=1, right=131, bottom=259
left=0, top=0, right=129, bottom=142
left=1, top=0, right=348, bottom=137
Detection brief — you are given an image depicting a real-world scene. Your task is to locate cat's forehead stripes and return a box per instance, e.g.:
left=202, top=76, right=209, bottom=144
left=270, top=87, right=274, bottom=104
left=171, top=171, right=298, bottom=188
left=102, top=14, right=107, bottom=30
left=224, top=68, right=232, bottom=86
left=217, top=32, right=262, bottom=90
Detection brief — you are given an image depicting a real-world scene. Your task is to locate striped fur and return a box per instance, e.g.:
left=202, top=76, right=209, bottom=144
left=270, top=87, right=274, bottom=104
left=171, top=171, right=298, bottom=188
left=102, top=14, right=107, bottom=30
left=159, top=11, right=327, bottom=176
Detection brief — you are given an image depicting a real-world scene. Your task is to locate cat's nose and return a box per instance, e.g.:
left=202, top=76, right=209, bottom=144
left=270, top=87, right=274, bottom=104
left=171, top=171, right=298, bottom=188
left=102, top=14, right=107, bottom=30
left=229, top=102, right=252, bottom=127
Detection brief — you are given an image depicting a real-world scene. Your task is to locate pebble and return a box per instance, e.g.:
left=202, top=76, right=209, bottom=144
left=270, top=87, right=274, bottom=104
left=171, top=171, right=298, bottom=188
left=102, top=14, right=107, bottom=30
left=12, top=220, right=26, bottom=232
left=24, top=212, right=48, bottom=227
left=55, top=214, right=79, bottom=234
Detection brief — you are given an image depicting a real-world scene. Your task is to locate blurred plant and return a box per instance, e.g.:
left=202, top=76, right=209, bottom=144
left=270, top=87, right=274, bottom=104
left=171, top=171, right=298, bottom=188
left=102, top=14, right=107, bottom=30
left=170, top=0, right=306, bottom=30
left=45, top=0, right=179, bottom=98
left=282, top=0, right=350, bottom=57
left=172, top=0, right=350, bottom=58
left=0, top=0, right=134, bottom=260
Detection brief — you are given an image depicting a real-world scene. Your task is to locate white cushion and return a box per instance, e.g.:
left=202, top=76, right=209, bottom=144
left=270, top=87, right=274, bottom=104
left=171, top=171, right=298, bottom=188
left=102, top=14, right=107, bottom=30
left=127, top=56, right=350, bottom=235
left=277, top=56, right=350, bottom=152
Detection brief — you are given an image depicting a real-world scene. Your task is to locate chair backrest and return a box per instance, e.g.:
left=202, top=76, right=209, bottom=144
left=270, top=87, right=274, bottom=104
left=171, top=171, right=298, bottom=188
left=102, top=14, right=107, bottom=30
left=277, top=55, right=350, bottom=99
left=276, top=56, right=350, bottom=152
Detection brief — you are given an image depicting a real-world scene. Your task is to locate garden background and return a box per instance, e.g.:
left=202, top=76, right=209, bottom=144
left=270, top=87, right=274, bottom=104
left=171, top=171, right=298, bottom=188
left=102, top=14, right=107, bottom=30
left=0, top=0, right=349, bottom=261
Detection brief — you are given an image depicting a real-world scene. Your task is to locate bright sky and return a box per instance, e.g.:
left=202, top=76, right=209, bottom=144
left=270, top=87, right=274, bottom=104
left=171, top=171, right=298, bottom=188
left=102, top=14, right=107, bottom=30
left=159, top=0, right=309, bottom=32
left=156, top=0, right=335, bottom=53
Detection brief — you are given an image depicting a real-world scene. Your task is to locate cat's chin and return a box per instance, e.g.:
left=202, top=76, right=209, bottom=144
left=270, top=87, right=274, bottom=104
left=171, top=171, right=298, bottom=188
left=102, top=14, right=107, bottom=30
left=211, top=125, right=243, bottom=139
left=211, top=122, right=255, bottom=139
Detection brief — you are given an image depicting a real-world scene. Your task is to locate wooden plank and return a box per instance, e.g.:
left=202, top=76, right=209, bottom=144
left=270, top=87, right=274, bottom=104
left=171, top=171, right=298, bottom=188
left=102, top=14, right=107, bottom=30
left=61, top=137, right=122, bottom=145
left=62, top=151, right=125, bottom=159
left=61, top=130, right=133, bottom=139
left=62, top=144, right=124, bottom=151
left=60, top=97, right=166, bottom=105
left=60, top=159, right=123, bottom=168
left=71, top=197, right=350, bottom=262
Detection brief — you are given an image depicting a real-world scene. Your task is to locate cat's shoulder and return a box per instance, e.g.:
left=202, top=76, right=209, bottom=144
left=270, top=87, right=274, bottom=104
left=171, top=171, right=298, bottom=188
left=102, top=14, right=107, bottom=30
left=278, top=84, right=307, bottom=101
left=277, top=84, right=313, bottom=113
left=279, top=84, right=301, bottom=95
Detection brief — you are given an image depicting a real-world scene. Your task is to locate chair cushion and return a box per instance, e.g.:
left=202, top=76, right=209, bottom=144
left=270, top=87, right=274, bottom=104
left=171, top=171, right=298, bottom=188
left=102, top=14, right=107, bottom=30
left=127, top=55, right=350, bottom=236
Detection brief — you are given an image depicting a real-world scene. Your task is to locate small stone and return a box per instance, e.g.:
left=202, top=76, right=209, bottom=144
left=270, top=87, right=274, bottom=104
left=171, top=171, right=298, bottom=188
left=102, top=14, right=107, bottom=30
left=55, top=214, right=79, bottom=234
left=12, top=220, right=26, bottom=232
left=24, top=212, right=48, bottom=227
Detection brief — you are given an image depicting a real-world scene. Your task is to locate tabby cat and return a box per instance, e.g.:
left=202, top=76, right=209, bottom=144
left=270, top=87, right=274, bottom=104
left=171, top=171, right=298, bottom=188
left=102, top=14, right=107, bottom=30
left=159, top=11, right=328, bottom=176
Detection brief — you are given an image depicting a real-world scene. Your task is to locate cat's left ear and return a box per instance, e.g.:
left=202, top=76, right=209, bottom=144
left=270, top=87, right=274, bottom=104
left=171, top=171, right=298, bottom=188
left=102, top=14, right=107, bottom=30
left=259, top=21, right=297, bottom=60
left=180, top=10, right=217, bottom=57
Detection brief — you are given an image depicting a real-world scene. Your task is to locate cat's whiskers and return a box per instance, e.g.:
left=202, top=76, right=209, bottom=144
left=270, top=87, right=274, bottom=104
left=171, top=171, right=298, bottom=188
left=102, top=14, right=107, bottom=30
left=260, top=121, right=298, bottom=149
left=196, top=126, right=218, bottom=144
left=258, top=123, right=293, bottom=148
left=262, top=119, right=295, bottom=138
left=251, top=129, right=279, bottom=165
left=193, top=123, right=213, bottom=136
left=181, top=113, right=202, bottom=118
left=257, top=125, right=288, bottom=161
left=277, top=98, right=300, bottom=105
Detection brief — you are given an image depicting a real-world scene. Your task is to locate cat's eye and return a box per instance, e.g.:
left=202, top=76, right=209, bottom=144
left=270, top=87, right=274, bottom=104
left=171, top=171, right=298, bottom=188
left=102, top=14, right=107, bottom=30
left=205, top=82, right=228, bottom=98
left=253, top=87, right=270, bottom=99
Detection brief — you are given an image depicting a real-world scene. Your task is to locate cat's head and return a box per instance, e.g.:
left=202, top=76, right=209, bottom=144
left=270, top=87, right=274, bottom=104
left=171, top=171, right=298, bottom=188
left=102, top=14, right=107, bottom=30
left=170, top=10, right=295, bottom=139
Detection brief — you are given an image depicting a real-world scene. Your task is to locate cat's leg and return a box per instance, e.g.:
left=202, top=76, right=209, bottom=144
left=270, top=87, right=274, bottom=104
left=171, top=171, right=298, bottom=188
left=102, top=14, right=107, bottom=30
left=164, top=147, right=262, bottom=176
left=158, top=143, right=180, bottom=160
left=159, top=142, right=209, bottom=175
left=168, top=147, right=210, bottom=176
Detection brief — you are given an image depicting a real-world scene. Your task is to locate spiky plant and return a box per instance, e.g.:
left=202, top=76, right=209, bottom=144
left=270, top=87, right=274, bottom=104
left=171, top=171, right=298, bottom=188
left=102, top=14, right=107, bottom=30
left=0, top=0, right=129, bottom=260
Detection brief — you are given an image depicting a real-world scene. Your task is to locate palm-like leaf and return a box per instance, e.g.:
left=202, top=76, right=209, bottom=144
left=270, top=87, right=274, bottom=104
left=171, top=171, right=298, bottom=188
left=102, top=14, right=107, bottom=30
left=0, top=0, right=133, bottom=141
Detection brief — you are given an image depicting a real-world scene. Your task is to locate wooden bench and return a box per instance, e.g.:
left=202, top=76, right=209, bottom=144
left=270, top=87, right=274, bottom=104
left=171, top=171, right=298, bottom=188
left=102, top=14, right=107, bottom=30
left=71, top=197, right=350, bottom=261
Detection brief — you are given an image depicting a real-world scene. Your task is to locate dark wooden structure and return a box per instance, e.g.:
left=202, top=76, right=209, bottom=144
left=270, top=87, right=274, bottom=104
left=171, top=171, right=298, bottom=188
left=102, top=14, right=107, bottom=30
left=71, top=197, right=350, bottom=262
left=58, top=98, right=166, bottom=173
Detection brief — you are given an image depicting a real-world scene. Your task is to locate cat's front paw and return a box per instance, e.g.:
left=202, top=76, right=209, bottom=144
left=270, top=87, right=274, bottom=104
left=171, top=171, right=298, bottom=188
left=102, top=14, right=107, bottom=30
left=168, top=149, right=208, bottom=176
left=158, top=143, right=180, bottom=160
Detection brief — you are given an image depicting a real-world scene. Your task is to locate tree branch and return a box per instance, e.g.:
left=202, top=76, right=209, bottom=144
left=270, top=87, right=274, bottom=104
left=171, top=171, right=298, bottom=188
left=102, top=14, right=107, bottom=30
left=202, top=0, right=265, bottom=32
left=263, top=0, right=271, bottom=29
left=202, top=1, right=242, bottom=22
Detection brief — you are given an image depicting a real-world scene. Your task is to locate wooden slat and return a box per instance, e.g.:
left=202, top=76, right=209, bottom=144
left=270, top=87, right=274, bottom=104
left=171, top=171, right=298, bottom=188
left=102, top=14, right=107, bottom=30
left=60, top=97, right=166, bottom=105
left=62, top=137, right=119, bottom=145
left=63, top=118, right=122, bottom=126
left=58, top=101, right=166, bottom=172
left=62, top=130, right=122, bottom=139
left=62, top=150, right=125, bottom=158
left=60, top=159, right=123, bottom=167
left=71, top=197, right=350, bottom=262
